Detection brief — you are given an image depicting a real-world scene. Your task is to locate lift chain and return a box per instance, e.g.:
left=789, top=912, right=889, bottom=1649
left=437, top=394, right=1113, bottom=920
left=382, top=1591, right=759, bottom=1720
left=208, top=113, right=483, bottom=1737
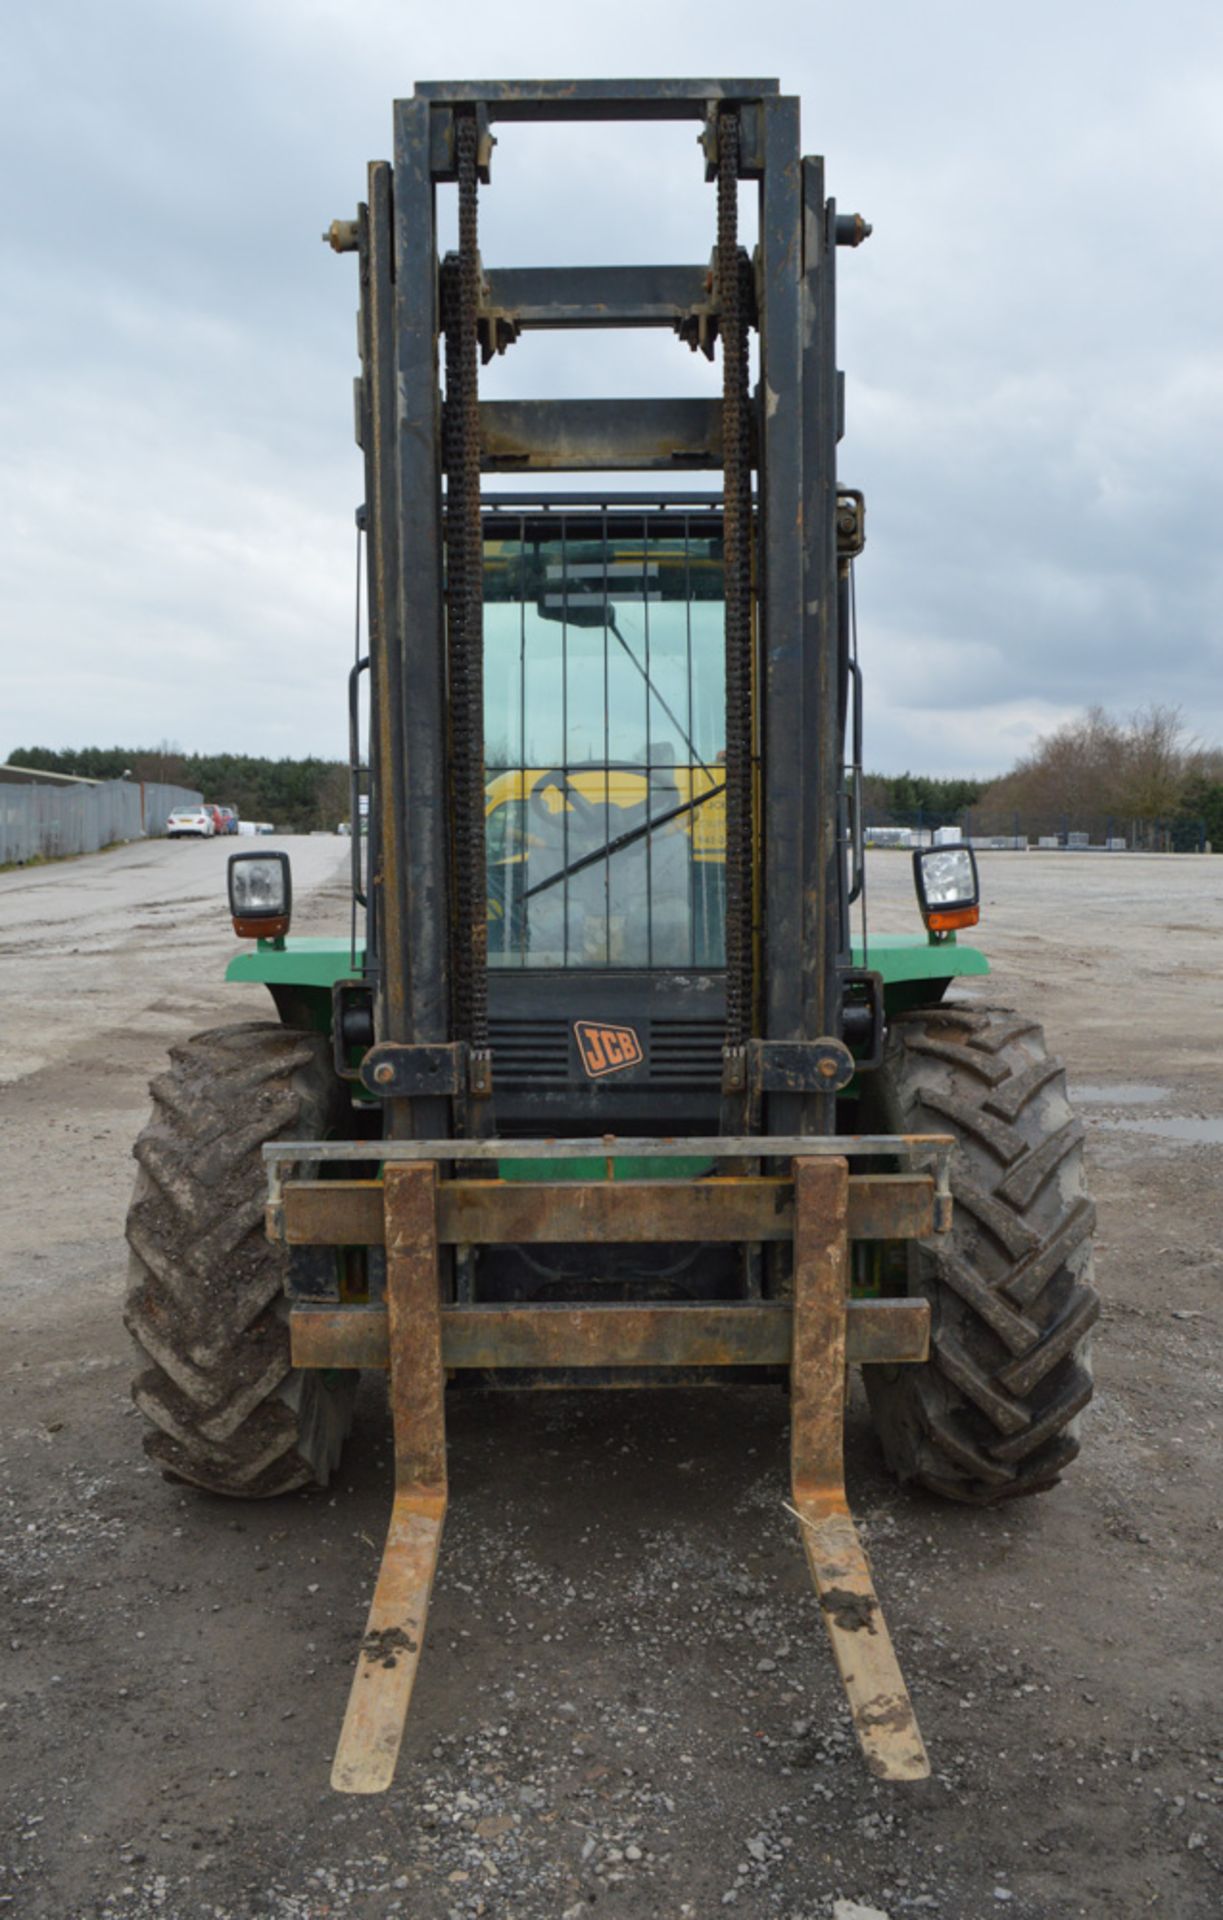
left=717, top=108, right=754, bottom=1052
left=443, top=112, right=489, bottom=1056
left=441, top=268, right=468, bottom=1040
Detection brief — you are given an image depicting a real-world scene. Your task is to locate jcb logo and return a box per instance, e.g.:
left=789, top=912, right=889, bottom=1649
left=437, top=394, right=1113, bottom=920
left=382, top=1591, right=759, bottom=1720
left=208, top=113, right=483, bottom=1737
left=575, top=1020, right=644, bottom=1079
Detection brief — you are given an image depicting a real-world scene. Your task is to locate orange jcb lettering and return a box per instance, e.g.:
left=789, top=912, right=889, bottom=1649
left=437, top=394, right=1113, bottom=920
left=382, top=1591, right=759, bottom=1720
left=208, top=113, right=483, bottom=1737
left=575, top=1021, right=643, bottom=1079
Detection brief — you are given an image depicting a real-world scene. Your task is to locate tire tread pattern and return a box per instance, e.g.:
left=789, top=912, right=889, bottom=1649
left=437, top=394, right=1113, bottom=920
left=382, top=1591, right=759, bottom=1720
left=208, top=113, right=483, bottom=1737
left=123, top=1023, right=357, bottom=1498
left=862, top=1001, right=1099, bottom=1504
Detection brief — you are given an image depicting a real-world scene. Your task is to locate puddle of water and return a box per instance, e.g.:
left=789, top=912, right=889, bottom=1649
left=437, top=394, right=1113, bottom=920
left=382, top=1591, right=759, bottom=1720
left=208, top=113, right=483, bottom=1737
left=1096, top=1116, right=1223, bottom=1145
left=1073, top=1083, right=1169, bottom=1105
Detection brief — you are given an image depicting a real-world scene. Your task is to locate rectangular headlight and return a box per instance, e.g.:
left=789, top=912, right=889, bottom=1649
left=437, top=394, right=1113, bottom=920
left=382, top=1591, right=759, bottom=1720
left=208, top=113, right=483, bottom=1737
left=228, top=850, right=292, bottom=937
left=913, top=843, right=979, bottom=933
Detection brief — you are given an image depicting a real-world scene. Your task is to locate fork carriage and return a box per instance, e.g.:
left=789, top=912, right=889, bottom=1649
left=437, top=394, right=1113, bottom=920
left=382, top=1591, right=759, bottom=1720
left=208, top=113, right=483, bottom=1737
left=269, top=1134, right=951, bottom=1790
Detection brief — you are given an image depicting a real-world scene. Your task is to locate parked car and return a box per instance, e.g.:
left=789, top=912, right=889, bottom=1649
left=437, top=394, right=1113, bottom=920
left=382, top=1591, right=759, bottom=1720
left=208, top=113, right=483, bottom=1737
left=166, top=808, right=215, bottom=839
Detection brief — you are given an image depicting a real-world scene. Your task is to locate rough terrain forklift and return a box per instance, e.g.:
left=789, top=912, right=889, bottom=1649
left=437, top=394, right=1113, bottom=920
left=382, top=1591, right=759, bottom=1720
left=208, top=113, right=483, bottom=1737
left=125, top=79, right=1099, bottom=1795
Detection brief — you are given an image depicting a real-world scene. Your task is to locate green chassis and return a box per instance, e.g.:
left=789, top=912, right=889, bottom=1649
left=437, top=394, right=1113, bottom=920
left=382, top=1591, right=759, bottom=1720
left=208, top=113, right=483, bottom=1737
left=227, top=929, right=987, bottom=1023
left=230, top=927, right=985, bottom=1113
left=227, top=932, right=986, bottom=1199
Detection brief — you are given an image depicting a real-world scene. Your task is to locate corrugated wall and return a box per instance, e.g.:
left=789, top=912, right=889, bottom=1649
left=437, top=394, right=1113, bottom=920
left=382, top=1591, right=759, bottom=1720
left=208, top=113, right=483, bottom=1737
left=0, top=780, right=204, bottom=865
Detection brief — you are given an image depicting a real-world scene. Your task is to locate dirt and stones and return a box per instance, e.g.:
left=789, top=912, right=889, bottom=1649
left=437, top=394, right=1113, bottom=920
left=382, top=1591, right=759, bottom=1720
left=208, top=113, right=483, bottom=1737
left=0, top=842, right=1220, bottom=1918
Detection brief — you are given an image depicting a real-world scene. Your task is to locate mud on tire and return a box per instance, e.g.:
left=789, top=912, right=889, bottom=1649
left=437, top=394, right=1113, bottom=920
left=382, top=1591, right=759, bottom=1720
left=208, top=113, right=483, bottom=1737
left=124, top=1023, right=358, bottom=1497
left=861, top=1002, right=1100, bottom=1505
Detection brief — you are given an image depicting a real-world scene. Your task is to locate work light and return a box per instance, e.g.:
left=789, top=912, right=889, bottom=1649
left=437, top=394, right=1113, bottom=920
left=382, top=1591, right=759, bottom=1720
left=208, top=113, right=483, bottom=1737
left=228, top=851, right=292, bottom=939
left=913, top=844, right=979, bottom=934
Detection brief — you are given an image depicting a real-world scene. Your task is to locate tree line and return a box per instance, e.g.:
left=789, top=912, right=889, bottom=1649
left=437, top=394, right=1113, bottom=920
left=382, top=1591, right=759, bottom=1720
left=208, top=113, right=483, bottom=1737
left=861, top=708, right=1223, bottom=850
left=861, top=772, right=984, bottom=826
left=13, top=705, right=1223, bottom=850
left=971, top=705, right=1223, bottom=848
left=7, top=745, right=349, bottom=836
left=17, top=745, right=986, bottom=839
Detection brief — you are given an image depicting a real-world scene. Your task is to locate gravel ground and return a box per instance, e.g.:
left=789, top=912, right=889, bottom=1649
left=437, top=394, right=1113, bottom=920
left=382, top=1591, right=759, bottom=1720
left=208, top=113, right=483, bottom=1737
left=0, top=841, right=1220, bottom=1919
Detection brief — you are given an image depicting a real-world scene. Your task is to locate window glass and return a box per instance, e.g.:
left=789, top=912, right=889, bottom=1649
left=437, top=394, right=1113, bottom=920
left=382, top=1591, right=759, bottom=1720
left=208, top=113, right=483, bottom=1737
left=483, top=513, right=728, bottom=968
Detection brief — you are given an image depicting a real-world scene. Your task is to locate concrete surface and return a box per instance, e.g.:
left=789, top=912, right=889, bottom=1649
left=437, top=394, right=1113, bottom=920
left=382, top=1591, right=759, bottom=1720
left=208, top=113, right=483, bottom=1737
left=0, top=843, right=1220, bottom=1919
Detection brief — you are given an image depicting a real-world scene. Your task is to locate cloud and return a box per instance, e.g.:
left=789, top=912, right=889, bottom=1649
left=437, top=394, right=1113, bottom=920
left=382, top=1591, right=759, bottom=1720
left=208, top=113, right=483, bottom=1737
left=2, top=1, right=1222, bottom=777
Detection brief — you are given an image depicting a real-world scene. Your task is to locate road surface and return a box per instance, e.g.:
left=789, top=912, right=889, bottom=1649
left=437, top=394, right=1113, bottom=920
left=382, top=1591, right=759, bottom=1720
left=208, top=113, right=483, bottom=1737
left=0, top=842, right=1219, bottom=1918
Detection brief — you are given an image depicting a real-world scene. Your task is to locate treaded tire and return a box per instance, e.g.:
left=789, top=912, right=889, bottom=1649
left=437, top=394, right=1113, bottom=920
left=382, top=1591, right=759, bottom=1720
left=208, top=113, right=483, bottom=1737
left=124, top=1023, right=359, bottom=1497
left=860, top=1001, right=1099, bottom=1504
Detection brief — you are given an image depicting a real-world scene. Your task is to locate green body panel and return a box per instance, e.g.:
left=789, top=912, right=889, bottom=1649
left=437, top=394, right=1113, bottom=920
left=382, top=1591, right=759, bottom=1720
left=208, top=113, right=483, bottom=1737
left=859, top=931, right=989, bottom=984
left=227, top=931, right=988, bottom=1183
left=225, top=929, right=988, bottom=997
left=501, top=1153, right=715, bottom=1182
left=227, top=936, right=364, bottom=989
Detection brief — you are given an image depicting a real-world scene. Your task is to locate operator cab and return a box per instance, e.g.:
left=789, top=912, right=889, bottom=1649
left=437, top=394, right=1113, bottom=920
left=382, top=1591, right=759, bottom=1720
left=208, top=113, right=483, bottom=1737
left=480, top=496, right=731, bottom=1133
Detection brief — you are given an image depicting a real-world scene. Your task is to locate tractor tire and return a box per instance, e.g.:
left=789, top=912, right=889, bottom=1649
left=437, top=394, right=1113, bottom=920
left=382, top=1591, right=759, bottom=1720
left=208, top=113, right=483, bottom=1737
left=860, top=1001, right=1099, bottom=1505
left=124, top=1022, right=359, bottom=1497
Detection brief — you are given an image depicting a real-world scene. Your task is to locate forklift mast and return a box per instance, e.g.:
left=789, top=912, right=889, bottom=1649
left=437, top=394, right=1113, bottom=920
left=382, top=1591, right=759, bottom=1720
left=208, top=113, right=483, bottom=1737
left=338, top=79, right=873, bottom=1147
left=286, top=80, right=949, bottom=1796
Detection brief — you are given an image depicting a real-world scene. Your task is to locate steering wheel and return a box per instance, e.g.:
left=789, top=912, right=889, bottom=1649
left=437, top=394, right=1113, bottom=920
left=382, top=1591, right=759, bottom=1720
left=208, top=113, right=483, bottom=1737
left=528, top=770, right=600, bottom=824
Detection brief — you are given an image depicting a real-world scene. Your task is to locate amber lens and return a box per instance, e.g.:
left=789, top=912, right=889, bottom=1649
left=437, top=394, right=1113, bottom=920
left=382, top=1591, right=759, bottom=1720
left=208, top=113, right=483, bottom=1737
left=232, top=913, right=290, bottom=939
left=925, top=905, right=980, bottom=933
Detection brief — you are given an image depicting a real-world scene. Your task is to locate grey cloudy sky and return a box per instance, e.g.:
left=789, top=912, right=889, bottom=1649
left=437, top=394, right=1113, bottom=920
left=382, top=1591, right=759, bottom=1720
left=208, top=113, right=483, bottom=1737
left=2, top=1, right=1221, bottom=777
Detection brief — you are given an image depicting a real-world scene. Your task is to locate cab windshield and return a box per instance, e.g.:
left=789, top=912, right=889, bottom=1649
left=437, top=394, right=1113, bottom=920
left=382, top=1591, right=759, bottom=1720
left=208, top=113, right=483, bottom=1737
left=482, top=504, right=728, bottom=969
